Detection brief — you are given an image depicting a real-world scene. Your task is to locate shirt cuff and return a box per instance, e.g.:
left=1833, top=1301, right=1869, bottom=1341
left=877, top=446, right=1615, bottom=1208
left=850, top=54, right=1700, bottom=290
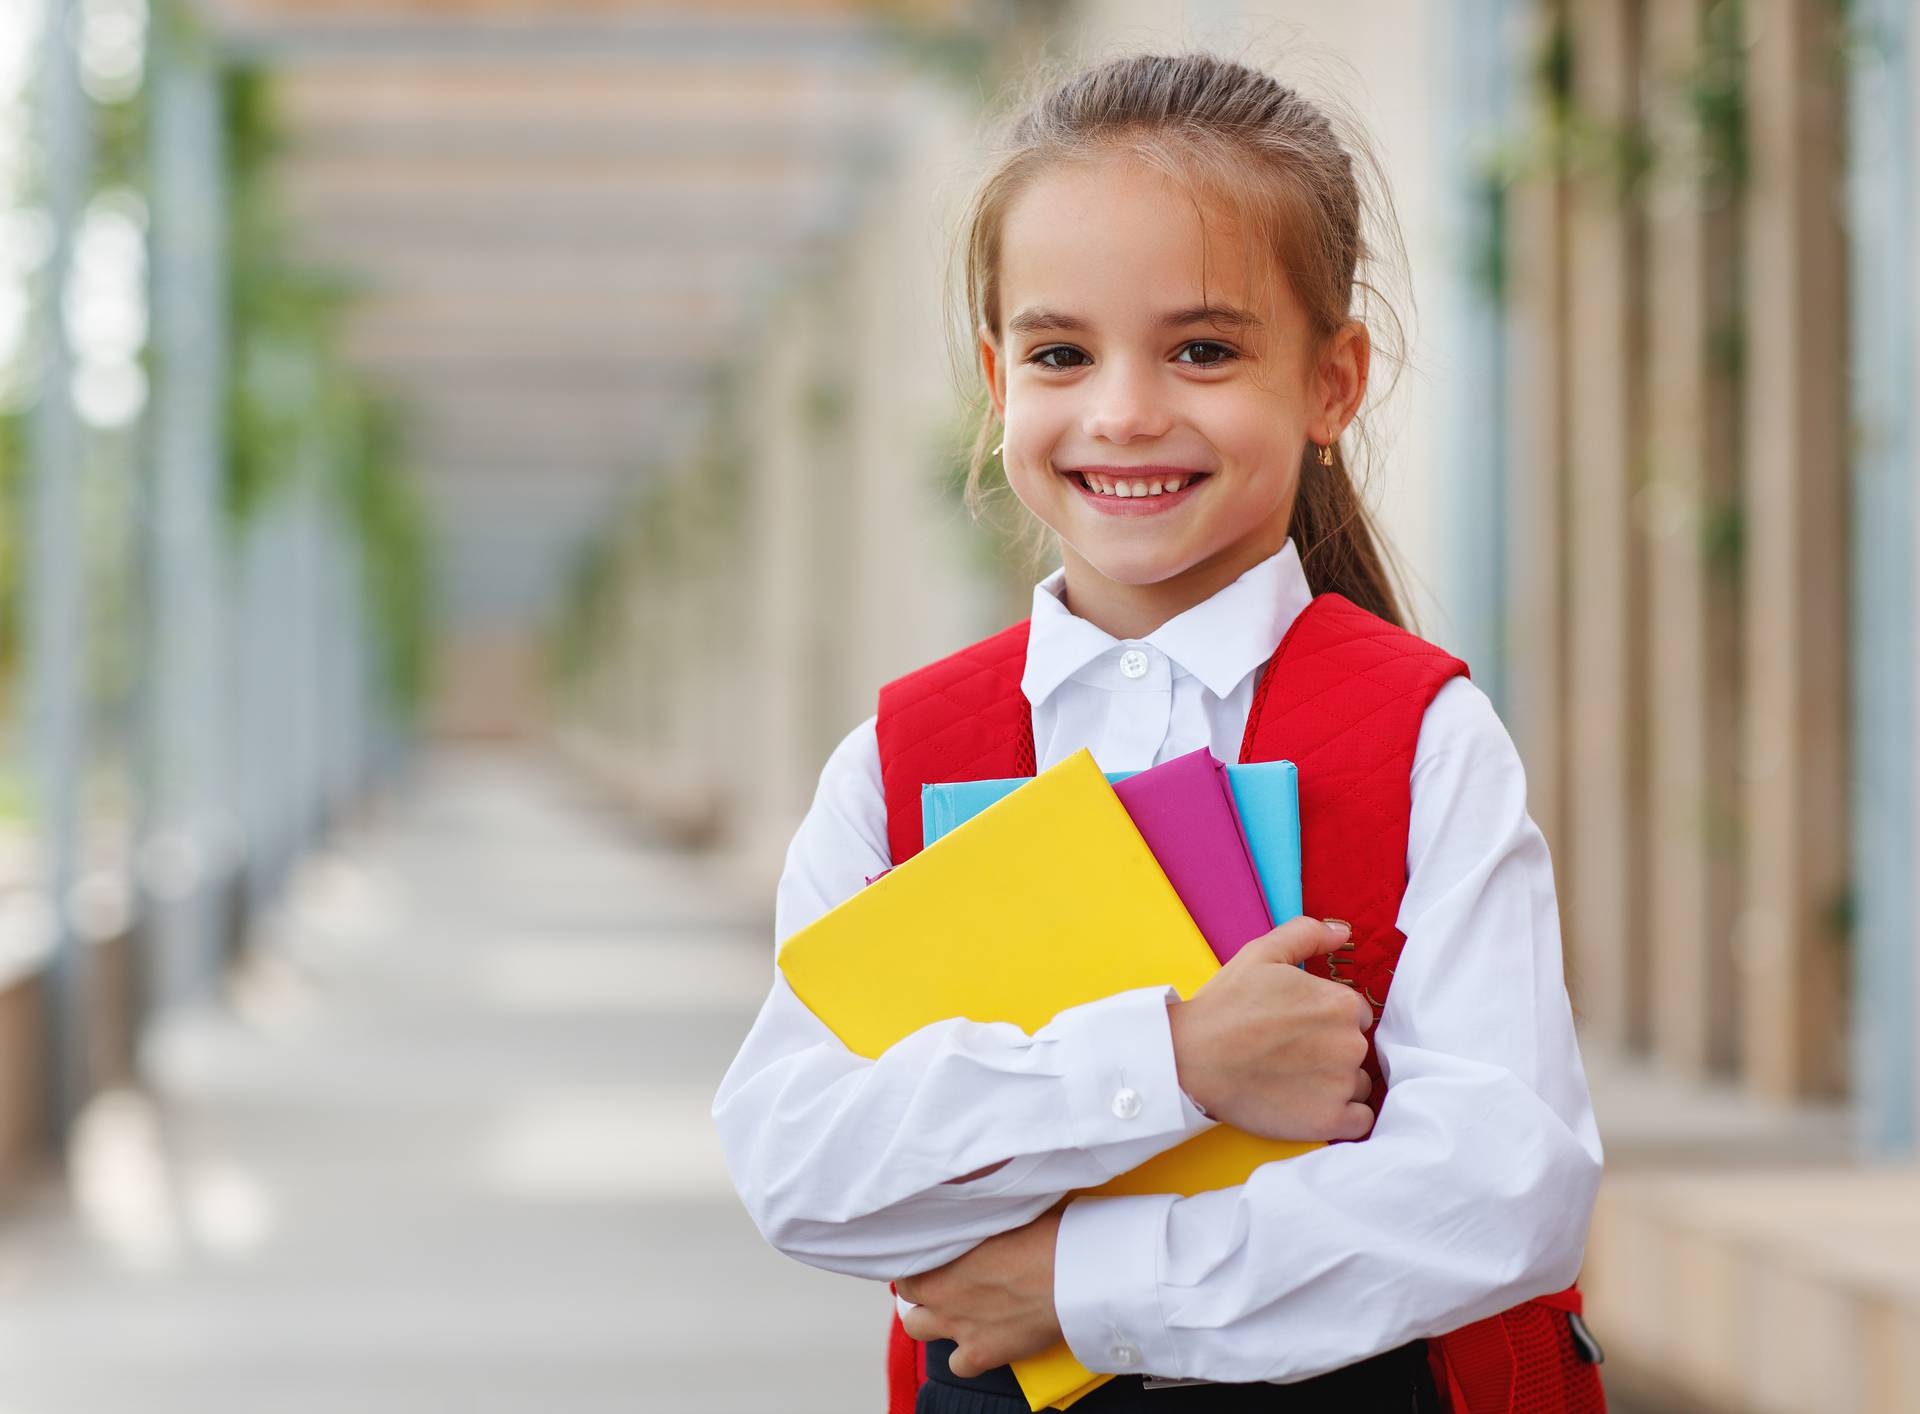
left=1043, top=985, right=1206, bottom=1153
left=1054, top=1193, right=1180, bottom=1376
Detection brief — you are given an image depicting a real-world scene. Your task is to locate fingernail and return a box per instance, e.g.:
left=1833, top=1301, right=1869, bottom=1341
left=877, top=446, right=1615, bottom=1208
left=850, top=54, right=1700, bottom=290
left=1322, top=918, right=1352, bottom=940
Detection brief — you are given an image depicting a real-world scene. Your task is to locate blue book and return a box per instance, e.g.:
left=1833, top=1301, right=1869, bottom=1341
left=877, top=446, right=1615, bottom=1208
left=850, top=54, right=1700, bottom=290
left=922, top=758, right=1303, bottom=925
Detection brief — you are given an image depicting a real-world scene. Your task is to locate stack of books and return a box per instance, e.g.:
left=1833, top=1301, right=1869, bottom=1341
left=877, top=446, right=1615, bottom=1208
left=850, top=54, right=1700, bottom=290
left=776, top=746, right=1312, bottom=1410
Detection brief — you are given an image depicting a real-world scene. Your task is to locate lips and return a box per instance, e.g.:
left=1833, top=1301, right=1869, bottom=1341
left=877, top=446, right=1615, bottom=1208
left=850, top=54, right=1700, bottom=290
left=1062, top=466, right=1212, bottom=499
left=1061, top=466, right=1210, bottom=517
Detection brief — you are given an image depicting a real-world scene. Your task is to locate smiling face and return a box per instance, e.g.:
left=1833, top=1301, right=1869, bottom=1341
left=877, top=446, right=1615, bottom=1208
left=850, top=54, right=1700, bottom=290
left=979, top=151, right=1367, bottom=634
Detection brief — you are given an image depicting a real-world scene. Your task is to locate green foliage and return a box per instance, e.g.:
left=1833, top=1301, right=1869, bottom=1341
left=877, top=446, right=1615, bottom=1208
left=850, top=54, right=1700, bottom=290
left=549, top=367, right=753, bottom=695
left=91, top=66, right=150, bottom=191
left=1466, top=171, right=1508, bottom=303
left=803, top=374, right=850, bottom=441
left=1707, top=315, right=1745, bottom=381
left=223, top=64, right=340, bottom=524
left=1823, top=882, right=1855, bottom=947
left=1485, top=3, right=1749, bottom=204
left=550, top=520, right=621, bottom=691
left=1691, top=0, right=1750, bottom=204
left=221, top=62, right=435, bottom=715
left=1700, top=494, right=1744, bottom=583
left=335, top=397, right=434, bottom=711
left=0, top=754, right=27, bottom=824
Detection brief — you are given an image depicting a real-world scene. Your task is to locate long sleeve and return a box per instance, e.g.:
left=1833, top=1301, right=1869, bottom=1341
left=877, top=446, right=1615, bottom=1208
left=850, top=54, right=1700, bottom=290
left=1051, top=678, right=1605, bottom=1382
left=711, top=714, right=1215, bottom=1281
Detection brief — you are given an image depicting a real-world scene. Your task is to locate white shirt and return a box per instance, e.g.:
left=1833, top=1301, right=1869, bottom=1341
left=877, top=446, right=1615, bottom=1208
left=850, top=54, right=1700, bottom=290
left=711, top=539, right=1603, bottom=1384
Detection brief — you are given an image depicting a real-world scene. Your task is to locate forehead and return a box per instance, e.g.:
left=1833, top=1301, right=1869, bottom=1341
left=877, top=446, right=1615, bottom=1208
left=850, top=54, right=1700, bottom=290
left=998, top=154, right=1280, bottom=331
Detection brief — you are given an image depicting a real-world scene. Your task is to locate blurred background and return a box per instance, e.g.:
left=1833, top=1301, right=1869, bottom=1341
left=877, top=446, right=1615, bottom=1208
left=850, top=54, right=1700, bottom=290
left=0, top=0, right=1912, bottom=1410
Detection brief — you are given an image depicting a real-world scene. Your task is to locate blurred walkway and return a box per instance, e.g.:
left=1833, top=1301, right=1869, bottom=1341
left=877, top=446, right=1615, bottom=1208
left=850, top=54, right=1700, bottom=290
left=0, top=749, right=875, bottom=1413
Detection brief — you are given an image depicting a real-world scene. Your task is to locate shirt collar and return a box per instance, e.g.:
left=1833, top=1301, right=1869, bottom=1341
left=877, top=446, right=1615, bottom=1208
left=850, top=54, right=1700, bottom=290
left=1021, top=539, right=1315, bottom=708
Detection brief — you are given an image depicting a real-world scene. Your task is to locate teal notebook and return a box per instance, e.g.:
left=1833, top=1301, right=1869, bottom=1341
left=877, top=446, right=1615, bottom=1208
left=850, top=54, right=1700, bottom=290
left=922, top=759, right=1304, bottom=925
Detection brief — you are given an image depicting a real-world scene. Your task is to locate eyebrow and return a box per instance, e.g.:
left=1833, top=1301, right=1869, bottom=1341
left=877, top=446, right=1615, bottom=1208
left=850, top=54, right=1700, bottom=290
left=1006, top=304, right=1266, bottom=337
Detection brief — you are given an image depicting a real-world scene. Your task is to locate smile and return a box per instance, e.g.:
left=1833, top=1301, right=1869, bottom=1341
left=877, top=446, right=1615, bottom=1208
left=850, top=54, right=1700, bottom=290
left=1061, top=466, right=1210, bottom=516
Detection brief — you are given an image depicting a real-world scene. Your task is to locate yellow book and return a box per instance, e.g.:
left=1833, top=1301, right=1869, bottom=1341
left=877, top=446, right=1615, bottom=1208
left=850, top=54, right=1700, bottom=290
left=775, top=749, right=1320, bottom=1410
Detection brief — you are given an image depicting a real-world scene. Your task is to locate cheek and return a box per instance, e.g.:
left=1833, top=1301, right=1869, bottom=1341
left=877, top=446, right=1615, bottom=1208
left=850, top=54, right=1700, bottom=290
left=1212, top=403, right=1300, bottom=483
left=1002, top=457, right=1063, bottom=521
left=1001, top=410, right=1068, bottom=491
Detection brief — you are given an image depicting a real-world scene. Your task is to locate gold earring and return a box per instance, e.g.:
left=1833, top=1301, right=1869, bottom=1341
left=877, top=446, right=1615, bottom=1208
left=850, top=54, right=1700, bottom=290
left=1315, top=441, right=1335, bottom=467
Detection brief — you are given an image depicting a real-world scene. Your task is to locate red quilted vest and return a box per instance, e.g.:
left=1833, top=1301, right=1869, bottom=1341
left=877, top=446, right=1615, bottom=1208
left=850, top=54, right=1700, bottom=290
left=871, top=592, right=1604, bottom=1414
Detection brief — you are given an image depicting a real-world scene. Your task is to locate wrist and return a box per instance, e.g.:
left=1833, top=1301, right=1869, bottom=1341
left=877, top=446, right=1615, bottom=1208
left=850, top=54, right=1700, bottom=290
left=1164, top=998, right=1215, bottom=1119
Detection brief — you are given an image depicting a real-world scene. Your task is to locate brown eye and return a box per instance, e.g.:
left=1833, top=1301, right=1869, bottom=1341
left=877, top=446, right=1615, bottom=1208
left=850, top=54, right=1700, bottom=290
left=1030, top=346, right=1090, bottom=370
left=1177, top=341, right=1236, bottom=367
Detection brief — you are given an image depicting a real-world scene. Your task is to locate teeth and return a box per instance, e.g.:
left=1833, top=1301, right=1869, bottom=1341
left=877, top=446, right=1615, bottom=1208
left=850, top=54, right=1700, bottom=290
left=1079, top=473, right=1195, bottom=497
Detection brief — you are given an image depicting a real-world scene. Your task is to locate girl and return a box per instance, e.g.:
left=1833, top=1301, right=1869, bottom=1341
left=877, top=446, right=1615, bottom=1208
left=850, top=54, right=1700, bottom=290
left=713, top=50, right=1605, bottom=1414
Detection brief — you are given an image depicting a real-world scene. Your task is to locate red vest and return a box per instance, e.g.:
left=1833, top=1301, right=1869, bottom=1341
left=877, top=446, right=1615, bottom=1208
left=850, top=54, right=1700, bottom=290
left=873, top=593, right=1604, bottom=1414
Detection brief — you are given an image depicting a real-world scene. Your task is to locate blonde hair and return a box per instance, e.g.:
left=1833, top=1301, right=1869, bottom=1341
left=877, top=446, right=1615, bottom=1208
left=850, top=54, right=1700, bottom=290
left=946, top=49, right=1412, bottom=625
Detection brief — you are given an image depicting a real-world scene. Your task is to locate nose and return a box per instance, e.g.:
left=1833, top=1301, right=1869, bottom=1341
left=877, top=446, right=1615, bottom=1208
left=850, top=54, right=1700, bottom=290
left=1081, top=358, right=1174, bottom=445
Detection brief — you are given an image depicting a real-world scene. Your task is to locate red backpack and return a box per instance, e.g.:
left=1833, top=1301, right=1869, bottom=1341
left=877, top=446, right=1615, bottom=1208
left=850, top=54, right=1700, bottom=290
left=873, top=592, right=1604, bottom=1414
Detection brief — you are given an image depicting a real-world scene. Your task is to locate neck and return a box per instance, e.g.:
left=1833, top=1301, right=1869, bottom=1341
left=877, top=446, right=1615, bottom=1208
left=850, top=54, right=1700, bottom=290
left=1056, top=513, right=1296, bottom=641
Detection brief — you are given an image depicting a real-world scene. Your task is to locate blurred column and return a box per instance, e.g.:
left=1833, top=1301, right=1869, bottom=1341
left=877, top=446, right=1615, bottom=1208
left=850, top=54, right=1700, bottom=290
left=1503, top=1, right=1571, bottom=887
left=235, top=507, right=275, bottom=916
left=1435, top=0, right=1522, bottom=715
left=322, top=514, right=368, bottom=826
left=1563, top=0, right=1645, bottom=1055
left=26, top=0, right=92, bottom=1144
left=1644, top=0, right=1741, bottom=1080
left=1847, top=0, right=1915, bottom=1152
left=239, top=487, right=305, bottom=915
left=142, top=5, right=230, bottom=1006
left=1741, top=0, right=1850, bottom=1100
left=288, top=471, right=323, bottom=852
left=745, top=301, right=817, bottom=855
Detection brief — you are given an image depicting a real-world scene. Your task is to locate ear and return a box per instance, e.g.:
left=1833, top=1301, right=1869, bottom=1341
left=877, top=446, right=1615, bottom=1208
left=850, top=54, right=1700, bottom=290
left=1315, top=321, right=1371, bottom=442
left=978, top=323, right=1007, bottom=419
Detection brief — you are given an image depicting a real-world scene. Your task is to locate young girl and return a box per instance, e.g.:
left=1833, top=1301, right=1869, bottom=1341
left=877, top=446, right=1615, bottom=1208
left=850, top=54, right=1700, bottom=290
left=713, top=50, right=1605, bottom=1414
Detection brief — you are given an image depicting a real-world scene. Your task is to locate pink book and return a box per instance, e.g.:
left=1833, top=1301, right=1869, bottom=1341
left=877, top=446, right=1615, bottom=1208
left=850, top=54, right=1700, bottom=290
left=1112, top=747, right=1273, bottom=962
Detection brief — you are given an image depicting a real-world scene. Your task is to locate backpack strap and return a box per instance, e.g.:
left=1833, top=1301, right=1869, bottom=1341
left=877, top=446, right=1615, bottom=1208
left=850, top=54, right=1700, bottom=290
left=1238, top=593, right=1469, bottom=1059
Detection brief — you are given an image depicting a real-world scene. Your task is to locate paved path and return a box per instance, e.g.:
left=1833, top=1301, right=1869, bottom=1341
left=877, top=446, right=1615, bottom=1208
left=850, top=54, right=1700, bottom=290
left=0, top=748, right=877, bottom=1413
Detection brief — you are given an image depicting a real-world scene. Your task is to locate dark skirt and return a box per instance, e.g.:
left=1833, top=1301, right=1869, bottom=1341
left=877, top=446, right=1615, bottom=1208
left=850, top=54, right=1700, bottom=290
left=914, top=1338, right=1440, bottom=1414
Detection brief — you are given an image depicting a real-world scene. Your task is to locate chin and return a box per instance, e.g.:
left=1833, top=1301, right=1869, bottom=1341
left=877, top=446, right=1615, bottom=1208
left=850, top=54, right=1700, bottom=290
left=1063, top=539, right=1207, bottom=589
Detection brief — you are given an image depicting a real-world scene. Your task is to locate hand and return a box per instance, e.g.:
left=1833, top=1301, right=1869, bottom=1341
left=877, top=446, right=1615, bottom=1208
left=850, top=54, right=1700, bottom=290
left=896, top=1203, right=1067, bottom=1378
left=1166, top=916, right=1375, bottom=1142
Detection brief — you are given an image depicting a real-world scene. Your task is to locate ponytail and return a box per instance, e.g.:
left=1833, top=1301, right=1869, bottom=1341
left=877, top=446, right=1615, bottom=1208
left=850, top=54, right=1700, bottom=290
left=1288, top=443, right=1404, bottom=628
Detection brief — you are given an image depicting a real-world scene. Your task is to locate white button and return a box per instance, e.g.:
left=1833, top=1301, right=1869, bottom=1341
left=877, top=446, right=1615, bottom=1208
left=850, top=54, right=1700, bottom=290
left=1111, top=1087, right=1143, bottom=1119
left=1111, top=1343, right=1141, bottom=1368
left=1119, top=649, right=1149, bottom=679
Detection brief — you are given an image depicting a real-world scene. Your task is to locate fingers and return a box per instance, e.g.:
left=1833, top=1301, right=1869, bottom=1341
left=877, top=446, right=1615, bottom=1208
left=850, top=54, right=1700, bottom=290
left=900, top=1302, right=939, bottom=1342
left=1351, top=1068, right=1372, bottom=1104
left=1350, top=991, right=1376, bottom=1032
left=900, top=1305, right=981, bottom=1379
left=1335, top=1101, right=1375, bottom=1141
left=1257, top=915, right=1354, bottom=967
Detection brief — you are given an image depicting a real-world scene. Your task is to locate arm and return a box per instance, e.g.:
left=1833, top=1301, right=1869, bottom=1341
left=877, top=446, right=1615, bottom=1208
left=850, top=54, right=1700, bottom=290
left=1049, top=678, right=1605, bottom=1383
left=711, top=714, right=1216, bottom=1281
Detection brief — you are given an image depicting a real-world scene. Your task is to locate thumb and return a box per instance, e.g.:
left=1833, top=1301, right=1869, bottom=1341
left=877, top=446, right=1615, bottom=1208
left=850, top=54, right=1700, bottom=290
left=1253, top=916, right=1353, bottom=967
